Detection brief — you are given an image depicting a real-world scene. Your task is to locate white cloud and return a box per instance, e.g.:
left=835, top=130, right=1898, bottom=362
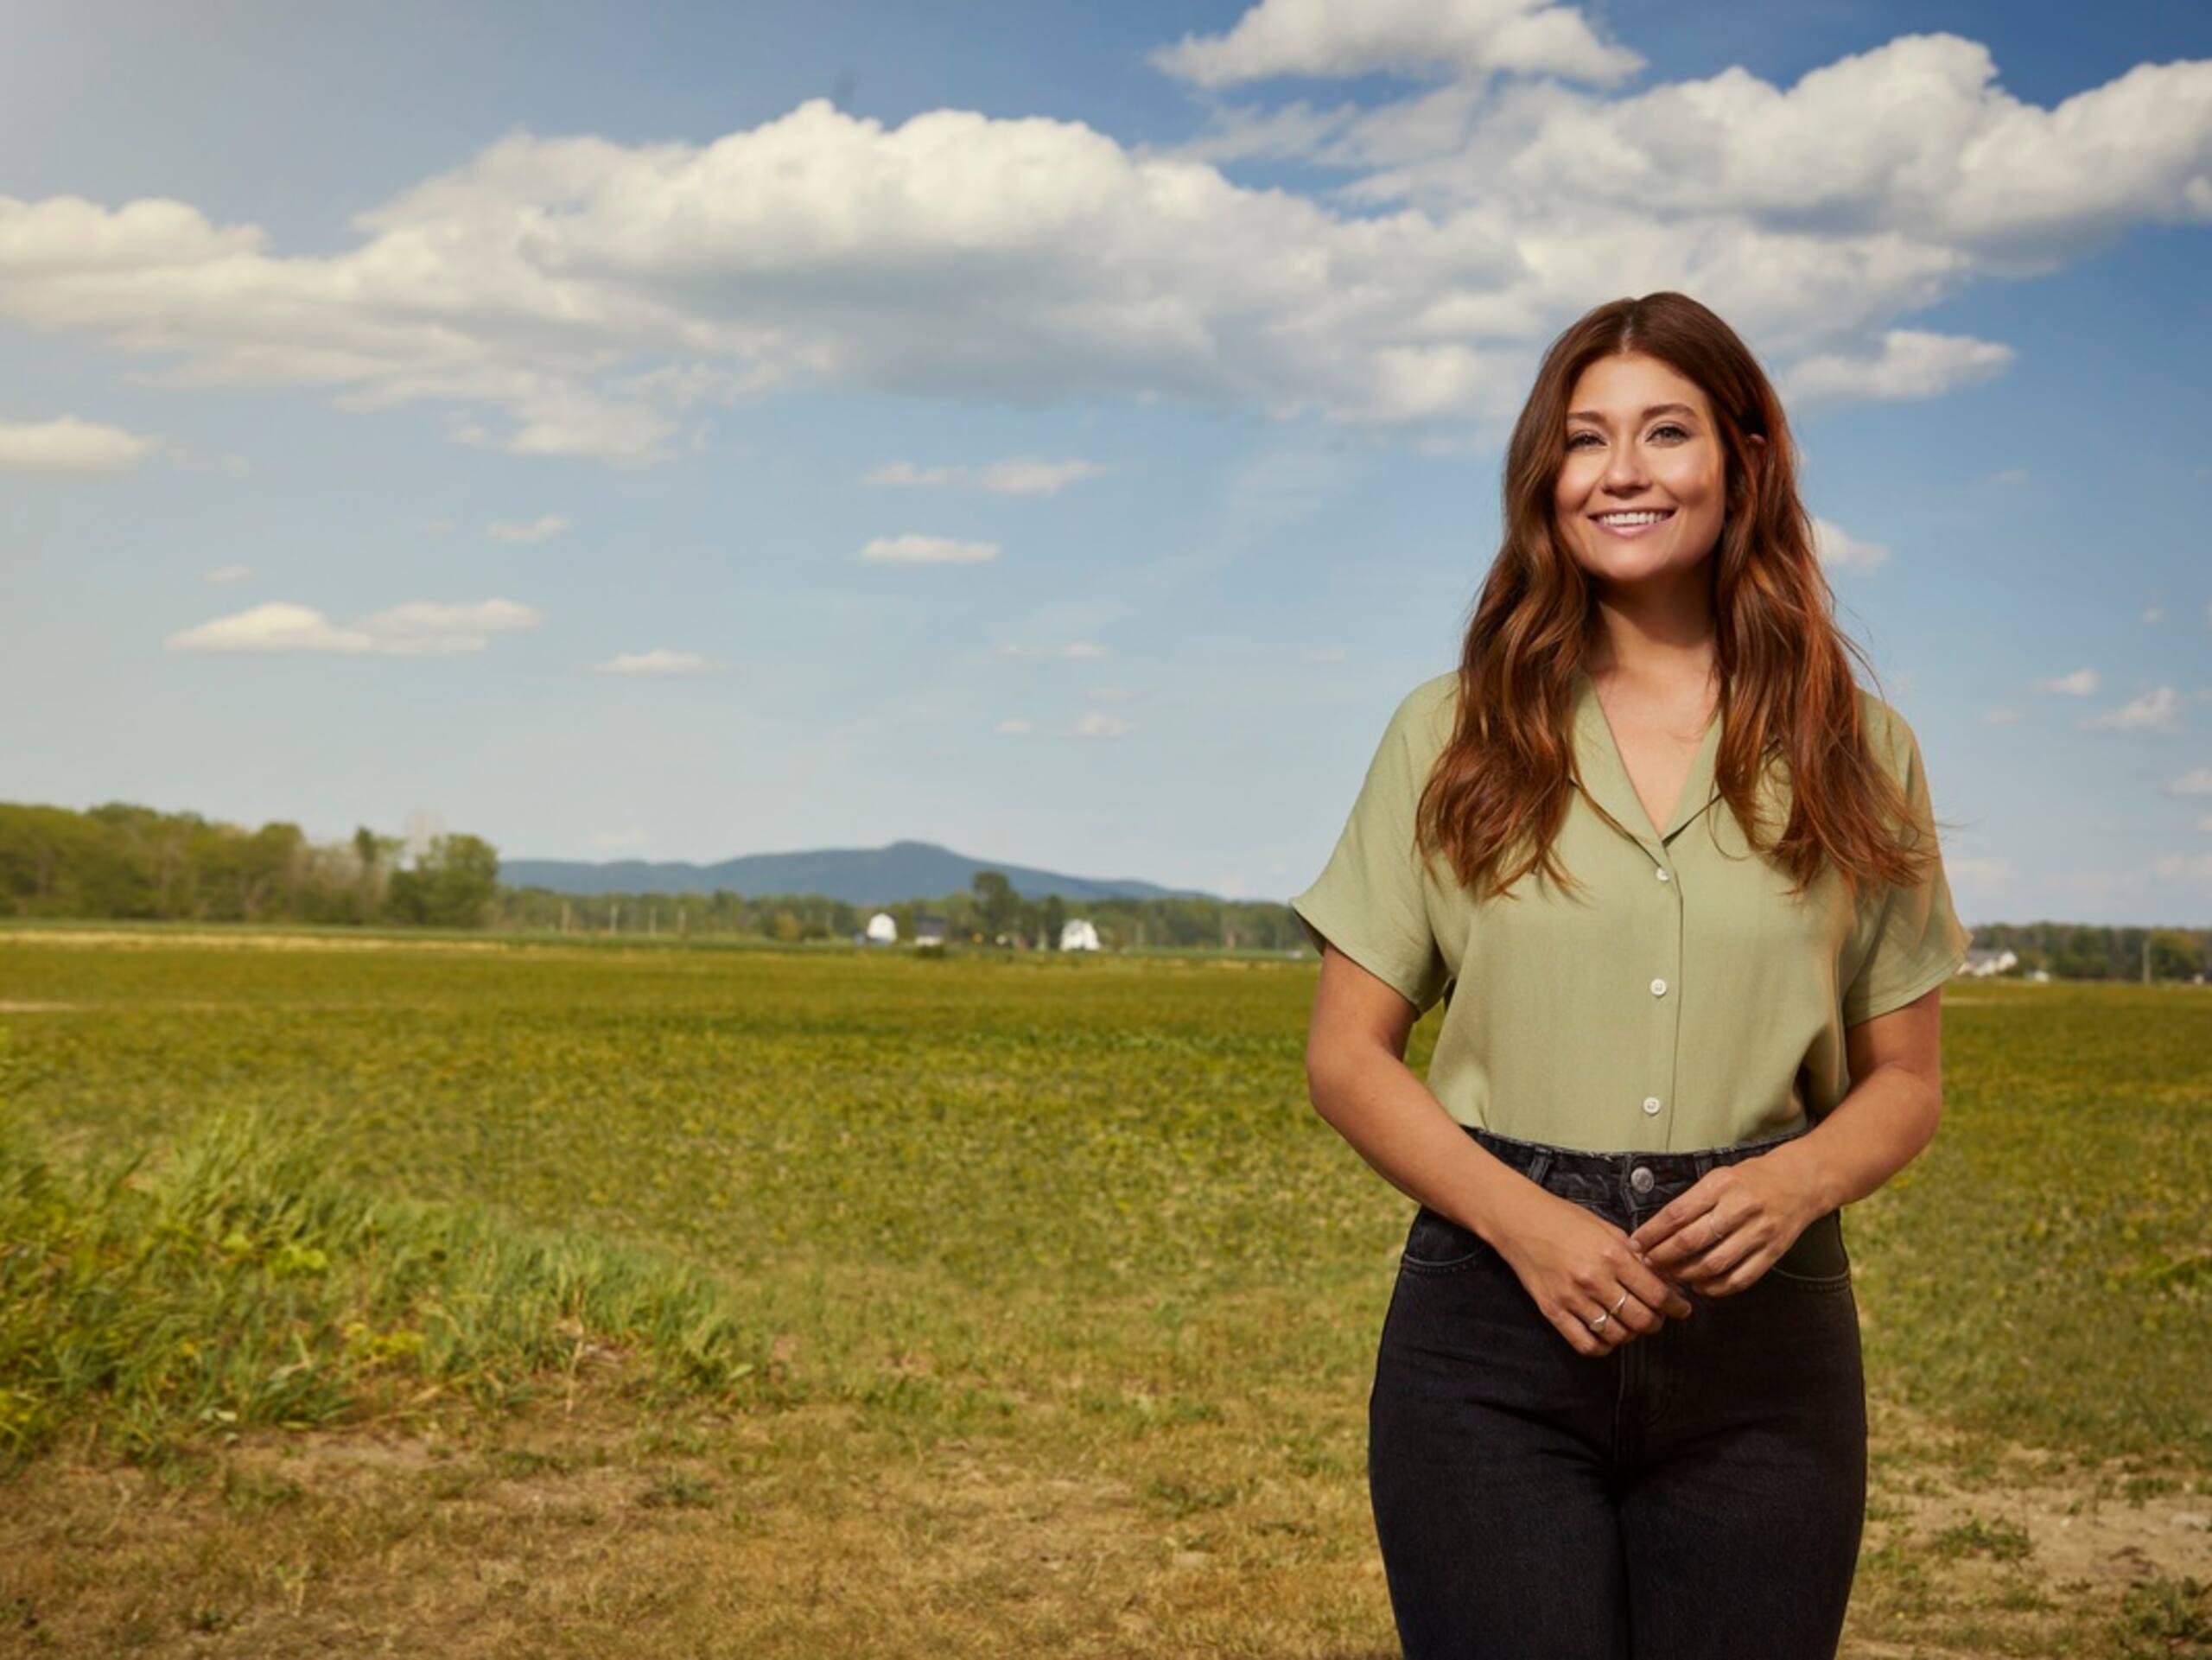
left=2149, top=849, right=2212, bottom=883
left=1084, top=685, right=1140, bottom=703
left=1074, top=710, right=1133, bottom=738
left=0, top=35, right=2203, bottom=461
left=165, top=597, right=542, bottom=656
left=995, top=717, right=1035, bottom=735
left=587, top=828, right=651, bottom=852
left=202, top=563, right=252, bottom=584
left=863, top=457, right=1109, bottom=495
left=2165, top=768, right=2212, bottom=798
left=2078, top=685, right=2180, bottom=732
left=1982, top=705, right=2021, bottom=724
left=1148, top=0, right=1644, bottom=90
left=1810, top=517, right=1890, bottom=570
left=0, top=415, right=158, bottom=473
left=487, top=514, right=569, bottom=544
left=1783, top=329, right=2014, bottom=404
left=586, top=648, right=721, bottom=676
left=2143, top=605, right=2164, bottom=624
left=2043, top=668, right=2098, bottom=696
left=995, top=640, right=1112, bottom=660
left=860, top=534, right=999, bottom=564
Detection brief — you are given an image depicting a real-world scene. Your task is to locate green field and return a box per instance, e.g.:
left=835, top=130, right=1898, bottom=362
left=2, top=929, right=2208, bottom=1657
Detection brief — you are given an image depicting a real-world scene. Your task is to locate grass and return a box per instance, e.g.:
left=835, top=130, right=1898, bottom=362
left=0, top=1094, right=762, bottom=1472
left=0, top=925, right=2208, bottom=1657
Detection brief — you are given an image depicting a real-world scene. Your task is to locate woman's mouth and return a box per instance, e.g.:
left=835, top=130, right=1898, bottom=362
left=1590, top=508, right=1675, bottom=540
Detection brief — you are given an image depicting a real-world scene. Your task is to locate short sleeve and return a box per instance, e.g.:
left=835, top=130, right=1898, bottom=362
left=1288, top=687, right=1452, bottom=1014
left=1841, top=714, right=1972, bottom=1025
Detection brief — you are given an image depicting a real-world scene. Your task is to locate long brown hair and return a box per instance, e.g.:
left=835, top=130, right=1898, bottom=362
left=1416, top=290, right=1945, bottom=910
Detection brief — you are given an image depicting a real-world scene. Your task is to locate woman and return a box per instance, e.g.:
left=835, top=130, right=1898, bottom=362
left=1289, top=291, right=1970, bottom=1660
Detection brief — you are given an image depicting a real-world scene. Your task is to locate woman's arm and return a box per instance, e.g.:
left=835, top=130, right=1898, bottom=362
left=1625, top=983, right=1946, bottom=1286
left=1764, top=983, right=1947, bottom=1214
left=1303, top=942, right=1542, bottom=1248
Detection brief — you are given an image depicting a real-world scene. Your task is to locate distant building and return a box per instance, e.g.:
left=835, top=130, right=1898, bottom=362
left=1961, top=946, right=2018, bottom=978
left=864, top=912, right=898, bottom=945
left=1060, top=918, right=1102, bottom=952
left=914, top=913, right=950, bottom=946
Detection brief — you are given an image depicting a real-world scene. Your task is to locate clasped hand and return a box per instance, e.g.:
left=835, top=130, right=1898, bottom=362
left=1501, top=1153, right=1822, bottom=1358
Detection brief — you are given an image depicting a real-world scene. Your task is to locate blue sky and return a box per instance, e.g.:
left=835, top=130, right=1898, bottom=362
left=3, top=0, right=2209, bottom=925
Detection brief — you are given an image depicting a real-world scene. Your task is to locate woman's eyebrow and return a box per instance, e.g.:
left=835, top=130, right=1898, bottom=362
left=1566, top=403, right=1700, bottom=423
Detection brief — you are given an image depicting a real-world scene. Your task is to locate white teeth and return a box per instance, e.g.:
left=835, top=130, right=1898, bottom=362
left=1597, top=511, right=1669, bottom=525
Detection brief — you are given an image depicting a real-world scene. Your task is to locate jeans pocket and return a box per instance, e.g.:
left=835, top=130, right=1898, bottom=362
left=1398, top=1205, right=1493, bottom=1275
left=1764, top=1209, right=1853, bottom=1288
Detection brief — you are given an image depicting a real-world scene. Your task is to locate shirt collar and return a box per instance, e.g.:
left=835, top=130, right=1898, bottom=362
left=1569, top=665, right=1726, bottom=849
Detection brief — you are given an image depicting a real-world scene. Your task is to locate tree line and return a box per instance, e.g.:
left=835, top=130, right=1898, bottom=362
left=4, top=800, right=2208, bottom=978
left=0, top=803, right=498, bottom=928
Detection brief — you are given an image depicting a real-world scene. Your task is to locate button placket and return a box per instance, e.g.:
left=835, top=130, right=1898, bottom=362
left=1647, top=835, right=1688, bottom=1150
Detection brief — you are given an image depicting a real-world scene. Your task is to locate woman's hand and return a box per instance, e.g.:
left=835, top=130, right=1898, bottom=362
left=1624, top=1152, right=1823, bottom=1297
left=1495, top=1190, right=1698, bottom=1358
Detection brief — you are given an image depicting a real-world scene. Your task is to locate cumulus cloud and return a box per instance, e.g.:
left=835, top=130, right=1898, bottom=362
left=486, top=513, right=569, bottom=543
left=586, top=648, right=721, bottom=675
left=2078, top=685, right=2180, bottom=732
left=0, top=30, right=2203, bottom=461
left=0, top=415, right=158, bottom=473
left=1783, top=329, right=2014, bottom=404
left=1810, top=517, right=1890, bottom=571
left=165, top=597, right=542, bottom=656
left=1148, top=0, right=1644, bottom=90
left=2044, top=668, right=2099, bottom=696
left=1074, top=710, right=1133, bottom=738
left=860, top=533, right=999, bottom=564
left=863, top=457, right=1109, bottom=495
left=995, top=640, right=1110, bottom=659
left=2166, top=767, right=2212, bottom=798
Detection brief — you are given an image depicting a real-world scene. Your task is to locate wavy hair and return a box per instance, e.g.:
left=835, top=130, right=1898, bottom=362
left=1415, top=291, right=1946, bottom=911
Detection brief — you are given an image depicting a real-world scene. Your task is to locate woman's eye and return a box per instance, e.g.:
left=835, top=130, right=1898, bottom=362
left=1568, top=424, right=1689, bottom=450
left=1652, top=423, right=1688, bottom=441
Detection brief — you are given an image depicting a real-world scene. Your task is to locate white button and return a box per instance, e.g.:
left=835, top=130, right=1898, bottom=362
left=1650, top=977, right=1668, bottom=995
left=1643, top=1096, right=1662, bottom=1115
left=1656, top=868, right=1671, bottom=882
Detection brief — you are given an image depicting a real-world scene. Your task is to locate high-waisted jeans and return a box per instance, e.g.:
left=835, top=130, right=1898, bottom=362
left=1368, top=1123, right=1866, bottom=1660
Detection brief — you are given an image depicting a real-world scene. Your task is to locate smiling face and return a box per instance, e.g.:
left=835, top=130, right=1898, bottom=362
left=1554, top=351, right=1734, bottom=589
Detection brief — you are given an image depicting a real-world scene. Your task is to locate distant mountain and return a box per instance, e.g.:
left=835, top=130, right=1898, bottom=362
left=499, top=838, right=1220, bottom=906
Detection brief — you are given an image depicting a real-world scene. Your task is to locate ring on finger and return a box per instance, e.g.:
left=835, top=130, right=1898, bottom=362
left=1585, top=1288, right=1631, bottom=1333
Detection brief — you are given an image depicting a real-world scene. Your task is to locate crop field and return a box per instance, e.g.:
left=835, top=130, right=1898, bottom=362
left=0, top=927, right=2207, bottom=1657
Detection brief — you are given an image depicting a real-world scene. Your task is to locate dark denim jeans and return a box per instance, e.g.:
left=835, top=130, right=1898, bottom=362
left=1368, top=1123, right=1866, bottom=1660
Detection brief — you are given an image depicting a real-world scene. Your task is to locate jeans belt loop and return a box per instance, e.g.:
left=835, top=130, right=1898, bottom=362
left=1693, top=1149, right=1715, bottom=1180
left=1526, top=1150, right=1553, bottom=1188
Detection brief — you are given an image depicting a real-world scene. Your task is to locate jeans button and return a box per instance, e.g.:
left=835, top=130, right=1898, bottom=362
left=1629, top=1165, right=1655, bottom=1196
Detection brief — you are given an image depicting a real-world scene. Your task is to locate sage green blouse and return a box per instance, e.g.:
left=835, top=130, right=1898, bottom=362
left=1289, top=667, right=1972, bottom=1153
